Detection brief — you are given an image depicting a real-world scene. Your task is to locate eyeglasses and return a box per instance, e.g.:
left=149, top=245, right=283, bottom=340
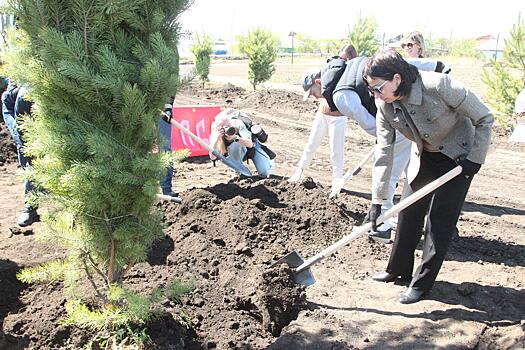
left=367, top=80, right=388, bottom=95
left=401, top=42, right=414, bottom=49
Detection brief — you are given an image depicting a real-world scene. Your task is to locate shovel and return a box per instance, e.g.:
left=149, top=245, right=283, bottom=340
left=329, top=148, right=375, bottom=199
left=161, top=111, right=252, bottom=177
left=156, top=193, right=183, bottom=204
left=272, top=165, right=462, bottom=287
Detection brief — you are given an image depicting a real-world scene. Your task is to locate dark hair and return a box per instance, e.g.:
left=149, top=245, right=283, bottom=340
left=339, top=44, right=357, bottom=60
left=363, top=49, right=419, bottom=98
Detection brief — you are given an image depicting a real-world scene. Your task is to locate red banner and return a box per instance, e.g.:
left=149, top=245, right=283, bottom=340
left=171, top=105, right=221, bottom=157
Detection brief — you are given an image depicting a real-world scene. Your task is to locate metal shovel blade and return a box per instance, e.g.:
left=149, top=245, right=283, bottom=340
left=270, top=250, right=316, bottom=287
left=212, top=150, right=252, bottom=177
left=156, top=193, right=183, bottom=204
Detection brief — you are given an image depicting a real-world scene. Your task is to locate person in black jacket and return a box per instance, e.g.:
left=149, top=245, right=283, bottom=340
left=159, top=96, right=178, bottom=197
left=2, top=81, right=38, bottom=226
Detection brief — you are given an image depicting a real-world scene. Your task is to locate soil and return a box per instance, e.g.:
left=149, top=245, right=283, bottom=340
left=1, top=83, right=524, bottom=350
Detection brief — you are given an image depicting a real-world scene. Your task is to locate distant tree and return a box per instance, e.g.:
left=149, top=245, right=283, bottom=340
left=321, top=39, right=346, bottom=57
left=482, top=14, right=525, bottom=128
left=348, top=16, right=379, bottom=57
left=237, top=27, right=279, bottom=90
left=295, top=33, right=320, bottom=53
left=445, top=38, right=482, bottom=58
left=191, top=33, right=213, bottom=87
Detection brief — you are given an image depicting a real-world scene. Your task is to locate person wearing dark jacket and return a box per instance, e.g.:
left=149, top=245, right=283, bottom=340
left=307, top=49, right=412, bottom=242
left=2, top=81, right=37, bottom=226
left=159, top=96, right=177, bottom=197
left=362, top=50, right=493, bottom=304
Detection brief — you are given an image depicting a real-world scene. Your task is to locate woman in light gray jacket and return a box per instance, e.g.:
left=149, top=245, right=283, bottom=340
left=362, top=50, right=493, bottom=304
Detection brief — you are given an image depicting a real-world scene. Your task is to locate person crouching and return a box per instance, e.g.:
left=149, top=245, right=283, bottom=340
left=209, top=109, right=273, bottom=178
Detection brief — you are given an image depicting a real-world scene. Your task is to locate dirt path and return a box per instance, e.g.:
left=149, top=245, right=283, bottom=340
left=0, top=84, right=524, bottom=349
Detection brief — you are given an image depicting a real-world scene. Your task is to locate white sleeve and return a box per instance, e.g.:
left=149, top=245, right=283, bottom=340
left=405, top=57, right=438, bottom=72
left=333, top=90, right=376, bottom=136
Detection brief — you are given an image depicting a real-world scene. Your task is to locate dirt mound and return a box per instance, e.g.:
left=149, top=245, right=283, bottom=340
left=2, top=177, right=380, bottom=349
left=476, top=323, right=525, bottom=349
left=235, top=89, right=317, bottom=115
left=147, top=176, right=377, bottom=349
left=180, top=83, right=246, bottom=105
left=0, top=123, right=17, bottom=166
left=1, top=284, right=200, bottom=350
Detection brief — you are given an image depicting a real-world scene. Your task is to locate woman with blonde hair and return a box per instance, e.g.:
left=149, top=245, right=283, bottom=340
left=402, top=31, right=426, bottom=58
left=401, top=31, right=450, bottom=73
left=209, top=108, right=273, bottom=177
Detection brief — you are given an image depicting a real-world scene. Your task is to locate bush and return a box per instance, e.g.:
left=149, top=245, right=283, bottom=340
left=482, top=14, right=525, bottom=128
left=237, top=27, right=279, bottom=90
left=348, top=16, right=379, bottom=57
left=191, top=33, right=213, bottom=87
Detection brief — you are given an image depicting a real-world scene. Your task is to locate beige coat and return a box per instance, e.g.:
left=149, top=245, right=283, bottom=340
left=372, top=71, right=494, bottom=202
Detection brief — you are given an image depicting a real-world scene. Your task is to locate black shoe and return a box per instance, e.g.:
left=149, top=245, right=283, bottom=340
left=162, top=190, right=179, bottom=197
left=372, top=271, right=411, bottom=283
left=18, top=207, right=38, bottom=227
left=399, top=287, right=426, bottom=304
left=368, top=228, right=392, bottom=243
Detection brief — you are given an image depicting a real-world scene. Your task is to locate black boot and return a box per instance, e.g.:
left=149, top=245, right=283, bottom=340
left=372, top=271, right=411, bottom=283
left=18, top=206, right=38, bottom=227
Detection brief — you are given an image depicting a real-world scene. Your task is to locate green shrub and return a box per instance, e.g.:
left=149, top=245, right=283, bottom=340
left=348, top=16, right=379, bottom=57
left=191, top=33, right=213, bottom=87
left=3, top=0, right=192, bottom=340
left=482, top=14, right=525, bottom=129
left=238, top=27, right=279, bottom=90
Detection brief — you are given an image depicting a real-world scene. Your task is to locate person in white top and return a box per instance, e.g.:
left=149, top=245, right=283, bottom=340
left=402, top=31, right=450, bottom=74
left=288, top=45, right=359, bottom=186
left=289, top=45, right=412, bottom=243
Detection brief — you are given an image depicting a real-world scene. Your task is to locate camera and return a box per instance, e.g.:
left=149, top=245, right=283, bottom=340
left=225, top=126, right=237, bottom=136
left=250, top=125, right=268, bottom=143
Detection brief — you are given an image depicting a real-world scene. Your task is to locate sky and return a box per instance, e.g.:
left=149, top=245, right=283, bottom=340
left=179, top=0, right=523, bottom=44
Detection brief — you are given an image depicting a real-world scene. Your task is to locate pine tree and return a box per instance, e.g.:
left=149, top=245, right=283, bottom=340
left=482, top=14, right=525, bottom=127
left=191, top=33, right=213, bottom=87
left=3, top=0, right=191, bottom=304
left=348, top=16, right=379, bottom=57
left=238, top=27, right=279, bottom=91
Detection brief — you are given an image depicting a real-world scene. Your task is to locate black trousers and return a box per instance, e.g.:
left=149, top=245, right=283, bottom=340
left=386, top=151, right=474, bottom=292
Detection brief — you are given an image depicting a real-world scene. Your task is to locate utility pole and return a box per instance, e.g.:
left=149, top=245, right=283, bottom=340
left=494, top=33, right=500, bottom=62
left=288, top=31, right=296, bottom=64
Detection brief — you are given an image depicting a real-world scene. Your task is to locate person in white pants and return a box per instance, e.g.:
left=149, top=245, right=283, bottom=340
left=290, top=49, right=412, bottom=242
left=288, top=94, right=348, bottom=188
left=289, top=46, right=357, bottom=187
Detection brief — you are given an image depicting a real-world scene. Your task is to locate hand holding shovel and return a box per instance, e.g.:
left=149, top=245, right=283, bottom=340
left=161, top=110, right=252, bottom=176
left=272, top=165, right=463, bottom=287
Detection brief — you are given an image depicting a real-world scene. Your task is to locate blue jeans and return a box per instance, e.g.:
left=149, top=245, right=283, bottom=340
left=159, top=118, right=173, bottom=194
left=2, top=86, right=34, bottom=205
left=226, top=140, right=273, bottom=177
